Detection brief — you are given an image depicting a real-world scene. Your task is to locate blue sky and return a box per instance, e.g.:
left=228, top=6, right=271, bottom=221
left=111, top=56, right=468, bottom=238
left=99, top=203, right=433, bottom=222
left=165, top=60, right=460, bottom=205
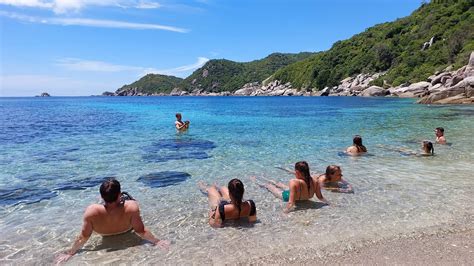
left=0, top=0, right=422, bottom=96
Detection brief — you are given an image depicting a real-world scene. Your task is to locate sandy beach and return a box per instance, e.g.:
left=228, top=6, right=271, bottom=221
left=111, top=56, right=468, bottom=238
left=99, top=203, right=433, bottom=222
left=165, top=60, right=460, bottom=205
left=244, top=223, right=474, bottom=265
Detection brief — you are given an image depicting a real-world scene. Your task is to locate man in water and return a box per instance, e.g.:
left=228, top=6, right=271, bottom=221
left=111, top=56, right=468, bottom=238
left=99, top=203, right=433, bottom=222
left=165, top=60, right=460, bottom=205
left=435, top=127, right=446, bottom=144
left=56, top=178, right=169, bottom=263
left=175, top=113, right=190, bottom=131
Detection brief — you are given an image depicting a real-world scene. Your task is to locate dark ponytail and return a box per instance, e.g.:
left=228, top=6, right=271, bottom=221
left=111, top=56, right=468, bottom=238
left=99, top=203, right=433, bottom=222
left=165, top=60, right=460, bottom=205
left=353, top=135, right=367, bottom=152
left=423, top=140, right=434, bottom=155
left=295, top=161, right=311, bottom=193
left=228, top=178, right=244, bottom=214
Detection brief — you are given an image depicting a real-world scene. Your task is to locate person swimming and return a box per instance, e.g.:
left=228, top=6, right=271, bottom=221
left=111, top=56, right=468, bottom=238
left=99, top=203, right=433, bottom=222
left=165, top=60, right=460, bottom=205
left=56, top=178, right=170, bottom=263
left=175, top=113, right=190, bottom=131
left=420, top=140, right=435, bottom=156
left=382, top=140, right=434, bottom=156
left=346, top=135, right=367, bottom=155
left=198, top=179, right=256, bottom=228
left=435, top=127, right=446, bottom=144
left=252, top=161, right=328, bottom=213
left=316, top=165, right=354, bottom=193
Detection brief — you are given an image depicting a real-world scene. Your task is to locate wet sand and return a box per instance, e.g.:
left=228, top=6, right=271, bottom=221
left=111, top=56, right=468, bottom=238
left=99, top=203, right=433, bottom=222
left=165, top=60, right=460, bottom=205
left=245, top=228, right=474, bottom=265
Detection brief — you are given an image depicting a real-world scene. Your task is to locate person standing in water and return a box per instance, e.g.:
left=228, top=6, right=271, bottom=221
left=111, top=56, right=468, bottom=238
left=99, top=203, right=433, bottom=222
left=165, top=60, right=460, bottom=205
left=175, top=113, right=190, bottom=131
left=252, top=161, right=328, bottom=213
left=346, top=135, right=367, bottom=155
left=56, top=178, right=169, bottom=263
left=435, top=127, right=446, bottom=144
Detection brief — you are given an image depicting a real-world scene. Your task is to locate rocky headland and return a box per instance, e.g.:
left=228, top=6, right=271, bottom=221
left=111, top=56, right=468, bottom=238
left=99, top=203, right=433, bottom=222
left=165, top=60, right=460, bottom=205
left=105, top=52, right=474, bottom=104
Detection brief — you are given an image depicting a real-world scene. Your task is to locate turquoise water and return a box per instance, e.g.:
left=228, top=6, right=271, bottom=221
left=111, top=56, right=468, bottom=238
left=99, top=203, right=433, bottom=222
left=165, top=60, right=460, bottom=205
left=1, top=96, right=473, bottom=264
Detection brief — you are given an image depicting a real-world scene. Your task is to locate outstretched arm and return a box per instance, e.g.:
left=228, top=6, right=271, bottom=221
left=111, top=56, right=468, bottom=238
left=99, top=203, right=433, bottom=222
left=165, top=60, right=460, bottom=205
left=131, top=205, right=170, bottom=250
left=313, top=178, right=329, bottom=204
left=284, top=180, right=297, bottom=213
left=336, top=179, right=353, bottom=193
left=55, top=212, right=93, bottom=263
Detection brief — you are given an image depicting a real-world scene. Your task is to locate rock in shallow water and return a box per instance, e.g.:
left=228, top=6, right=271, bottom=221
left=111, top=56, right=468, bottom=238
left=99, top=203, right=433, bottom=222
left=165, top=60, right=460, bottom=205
left=0, top=187, right=57, bottom=206
left=142, top=138, right=216, bottom=162
left=137, top=171, right=191, bottom=188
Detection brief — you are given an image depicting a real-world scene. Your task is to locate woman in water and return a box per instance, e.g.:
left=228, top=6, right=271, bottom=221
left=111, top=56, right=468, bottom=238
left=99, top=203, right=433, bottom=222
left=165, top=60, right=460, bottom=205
left=346, top=135, right=367, bottom=155
left=252, top=161, right=328, bottom=213
left=316, top=165, right=353, bottom=193
left=382, top=140, right=434, bottom=156
left=199, top=179, right=256, bottom=228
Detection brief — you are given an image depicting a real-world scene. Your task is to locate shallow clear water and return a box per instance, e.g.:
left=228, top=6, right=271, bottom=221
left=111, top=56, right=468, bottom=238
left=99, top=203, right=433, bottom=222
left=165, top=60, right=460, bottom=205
left=0, top=96, right=473, bottom=264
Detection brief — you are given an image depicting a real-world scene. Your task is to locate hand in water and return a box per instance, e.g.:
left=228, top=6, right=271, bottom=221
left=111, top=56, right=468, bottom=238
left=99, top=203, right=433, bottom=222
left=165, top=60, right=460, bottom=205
left=155, top=239, right=171, bottom=251
left=55, top=253, right=73, bottom=264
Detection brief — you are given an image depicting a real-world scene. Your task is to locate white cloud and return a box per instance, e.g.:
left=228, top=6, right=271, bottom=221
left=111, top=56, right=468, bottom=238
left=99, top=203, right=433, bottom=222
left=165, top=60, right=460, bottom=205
left=0, top=11, right=188, bottom=32
left=55, top=57, right=209, bottom=77
left=151, top=57, right=208, bottom=76
left=136, top=1, right=160, bottom=9
left=56, top=58, right=141, bottom=72
left=0, top=0, right=162, bottom=13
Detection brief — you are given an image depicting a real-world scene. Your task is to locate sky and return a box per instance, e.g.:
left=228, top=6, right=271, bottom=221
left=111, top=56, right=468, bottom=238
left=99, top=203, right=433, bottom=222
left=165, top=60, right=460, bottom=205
left=0, top=0, right=422, bottom=96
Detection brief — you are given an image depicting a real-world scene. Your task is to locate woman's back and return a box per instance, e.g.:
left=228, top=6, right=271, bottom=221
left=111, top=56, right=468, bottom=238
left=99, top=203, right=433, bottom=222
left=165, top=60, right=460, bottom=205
left=219, top=200, right=256, bottom=221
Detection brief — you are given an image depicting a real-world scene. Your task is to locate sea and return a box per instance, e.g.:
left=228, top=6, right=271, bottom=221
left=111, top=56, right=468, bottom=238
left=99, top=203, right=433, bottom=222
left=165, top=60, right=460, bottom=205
left=0, top=96, right=473, bottom=264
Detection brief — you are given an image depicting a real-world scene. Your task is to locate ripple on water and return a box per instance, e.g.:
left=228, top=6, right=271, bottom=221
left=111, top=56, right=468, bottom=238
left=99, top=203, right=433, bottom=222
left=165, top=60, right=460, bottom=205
left=137, top=171, right=191, bottom=188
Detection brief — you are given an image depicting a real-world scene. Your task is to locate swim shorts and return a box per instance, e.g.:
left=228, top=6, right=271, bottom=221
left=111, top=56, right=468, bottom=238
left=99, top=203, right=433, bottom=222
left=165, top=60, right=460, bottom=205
left=282, top=190, right=290, bottom=202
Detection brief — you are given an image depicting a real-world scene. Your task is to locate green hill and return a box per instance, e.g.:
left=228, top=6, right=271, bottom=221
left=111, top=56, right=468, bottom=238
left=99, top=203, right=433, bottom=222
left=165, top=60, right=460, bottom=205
left=272, top=0, right=474, bottom=89
left=114, top=0, right=473, bottom=95
left=181, top=52, right=314, bottom=92
left=116, top=73, right=183, bottom=94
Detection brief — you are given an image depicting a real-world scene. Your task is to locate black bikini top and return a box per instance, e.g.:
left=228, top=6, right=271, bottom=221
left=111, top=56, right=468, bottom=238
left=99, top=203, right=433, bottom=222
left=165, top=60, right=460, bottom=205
left=218, top=200, right=256, bottom=221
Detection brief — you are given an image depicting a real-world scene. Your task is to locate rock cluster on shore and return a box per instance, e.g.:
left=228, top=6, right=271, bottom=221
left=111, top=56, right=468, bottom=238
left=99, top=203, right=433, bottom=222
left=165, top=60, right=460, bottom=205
left=103, top=51, right=474, bottom=104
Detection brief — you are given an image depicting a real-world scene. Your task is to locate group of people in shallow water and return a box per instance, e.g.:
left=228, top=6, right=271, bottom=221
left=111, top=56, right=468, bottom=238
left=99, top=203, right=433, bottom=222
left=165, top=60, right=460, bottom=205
left=56, top=115, right=448, bottom=262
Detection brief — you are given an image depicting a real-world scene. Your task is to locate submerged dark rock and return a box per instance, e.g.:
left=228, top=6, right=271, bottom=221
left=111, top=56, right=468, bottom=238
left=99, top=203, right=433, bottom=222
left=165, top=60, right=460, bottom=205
left=0, top=187, right=57, bottom=206
left=142, top=138, right=215, bottom=163
left=137, top=171, right=191, bottom=188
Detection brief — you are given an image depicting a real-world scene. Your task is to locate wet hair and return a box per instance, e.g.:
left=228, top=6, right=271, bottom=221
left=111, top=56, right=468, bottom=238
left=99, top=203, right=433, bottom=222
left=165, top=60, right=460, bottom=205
left=228, top=178, right=244, bottom=214
left=422, top=140, right=434, bottom=155
left=100, top=178, right=121, bottom=203
left=325, top=165, right=341, bottom=182
left=435, top=127, right=444, bottom=135
left=295, top=161, right=311, bottom=193
left=176, top=113, right=182, bottom=119
left=353, top=135, right=367, bottom=152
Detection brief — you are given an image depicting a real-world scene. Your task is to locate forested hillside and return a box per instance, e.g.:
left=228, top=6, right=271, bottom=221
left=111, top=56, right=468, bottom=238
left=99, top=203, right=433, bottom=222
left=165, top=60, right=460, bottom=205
left=272, top=0, right=474, bottom=89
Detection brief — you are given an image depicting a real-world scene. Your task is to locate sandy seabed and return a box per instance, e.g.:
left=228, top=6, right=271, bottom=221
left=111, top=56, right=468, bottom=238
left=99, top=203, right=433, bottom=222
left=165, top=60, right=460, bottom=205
left=246, top=224, right=474, bottom=265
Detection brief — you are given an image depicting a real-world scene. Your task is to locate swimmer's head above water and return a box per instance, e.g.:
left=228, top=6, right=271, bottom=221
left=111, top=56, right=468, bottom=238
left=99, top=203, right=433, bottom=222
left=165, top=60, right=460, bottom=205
left=422, top=140, right=434, bottom=155
left=100, top=178, right=121, bottom=203
left=325, top=165, right=342, bottom=182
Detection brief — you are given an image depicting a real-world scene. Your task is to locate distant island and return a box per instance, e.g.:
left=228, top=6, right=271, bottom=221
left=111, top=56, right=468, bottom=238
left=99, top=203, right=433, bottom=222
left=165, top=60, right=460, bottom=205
left=35, top=92, right=51, bottom=97
left=103, top=1, right=473, bottom=104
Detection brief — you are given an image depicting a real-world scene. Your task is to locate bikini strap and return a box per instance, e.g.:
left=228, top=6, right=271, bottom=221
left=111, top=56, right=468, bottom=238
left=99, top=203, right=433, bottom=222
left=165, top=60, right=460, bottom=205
left=247, top=200, right=256, bottom=216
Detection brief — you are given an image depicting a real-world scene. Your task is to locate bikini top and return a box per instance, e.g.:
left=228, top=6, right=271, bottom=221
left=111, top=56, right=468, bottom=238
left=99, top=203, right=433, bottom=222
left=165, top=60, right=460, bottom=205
left=218, top=200, right=256, bottom=221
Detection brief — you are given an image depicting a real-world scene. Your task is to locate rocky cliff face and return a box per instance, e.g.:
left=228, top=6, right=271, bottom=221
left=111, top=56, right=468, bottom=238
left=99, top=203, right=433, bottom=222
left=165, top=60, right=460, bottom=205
left=417, top=51, right=474, bottom=104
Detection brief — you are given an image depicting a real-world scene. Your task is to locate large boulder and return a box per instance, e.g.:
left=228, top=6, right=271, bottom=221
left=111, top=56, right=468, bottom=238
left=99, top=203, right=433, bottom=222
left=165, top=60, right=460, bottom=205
left=169, top=87, right=183, bottom=96
left=360, top=86, right=388, bottom=97
left=418, top=76, right=474, bottom=104
left=431, top=72, right=451, bottom=85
